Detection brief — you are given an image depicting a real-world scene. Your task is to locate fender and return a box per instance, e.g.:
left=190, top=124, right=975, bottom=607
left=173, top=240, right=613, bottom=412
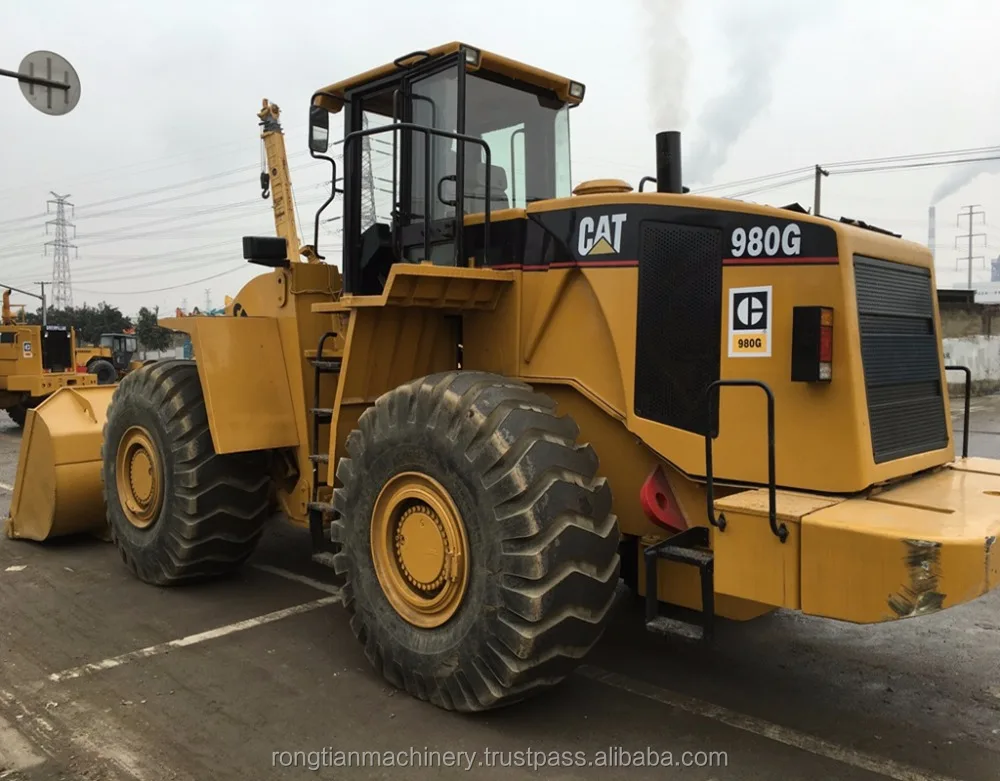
left=158, top=316, right=299, bottom=454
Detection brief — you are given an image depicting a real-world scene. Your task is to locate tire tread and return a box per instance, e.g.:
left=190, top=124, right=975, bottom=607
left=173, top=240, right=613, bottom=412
left=333, top=371, right=620, bottom=712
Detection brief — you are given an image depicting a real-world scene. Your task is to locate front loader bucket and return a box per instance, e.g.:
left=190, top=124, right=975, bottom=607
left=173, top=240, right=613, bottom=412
left=5, top=385, right=117, bottom=541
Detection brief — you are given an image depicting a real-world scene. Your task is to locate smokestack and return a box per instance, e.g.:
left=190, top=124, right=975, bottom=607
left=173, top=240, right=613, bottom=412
left=656, top=131, right=683, bottom=194
left=928, top=205, right=936, bottom=261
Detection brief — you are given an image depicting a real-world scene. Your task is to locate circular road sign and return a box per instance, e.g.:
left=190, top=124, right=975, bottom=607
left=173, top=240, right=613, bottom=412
left=18, top=50, right=81, bottom=116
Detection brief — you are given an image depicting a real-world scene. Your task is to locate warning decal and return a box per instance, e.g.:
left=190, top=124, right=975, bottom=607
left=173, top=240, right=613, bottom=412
left=728, top=285, right=772, bottom=358
left=22, top=341, right=32, bottom=359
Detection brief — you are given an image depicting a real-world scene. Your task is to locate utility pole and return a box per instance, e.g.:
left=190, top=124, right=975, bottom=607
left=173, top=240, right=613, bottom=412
left=956, top=205, right=987, bottom=289
left=45, top=192, right=76, bottom=309
left=34, top=281, right=47, bottom=327
left=2, top=283, right=48, bottom=328
left=813, top=165, right=829, bottom=216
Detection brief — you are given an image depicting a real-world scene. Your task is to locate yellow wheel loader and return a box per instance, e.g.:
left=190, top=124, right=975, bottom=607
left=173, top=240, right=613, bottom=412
left=8, top=43, right=1000, bottom=713
left=0, top=289, right=95, bottom=428
left=75, top=332, right=144, bottom=385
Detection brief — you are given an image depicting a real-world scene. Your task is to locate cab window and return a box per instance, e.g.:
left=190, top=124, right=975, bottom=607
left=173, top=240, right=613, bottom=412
left=463, top=73, right=571, bottom=212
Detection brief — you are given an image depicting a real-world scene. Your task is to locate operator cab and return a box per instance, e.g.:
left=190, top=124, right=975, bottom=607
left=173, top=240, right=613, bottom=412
left=308, top=43, right=583, bottom=294
left=100, top=333, right=137, bottom=370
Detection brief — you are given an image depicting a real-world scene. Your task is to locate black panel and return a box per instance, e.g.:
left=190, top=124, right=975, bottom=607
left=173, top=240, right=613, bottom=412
left=464, top=217, right=533, bottom=267
left=635, top=221, right=723, bottom=434
left=791, top=307, right=825, bottom=383
left=42, top=326, right=72, bottom=373
left=242, top=236, right=290, bottom=268
left=854, top=255, right=948, bottom=463
left=529, top=204, right=838, bottom=266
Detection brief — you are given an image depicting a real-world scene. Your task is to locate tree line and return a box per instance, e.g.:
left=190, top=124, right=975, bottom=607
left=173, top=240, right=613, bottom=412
left=22, top=304, right=175, bottom=351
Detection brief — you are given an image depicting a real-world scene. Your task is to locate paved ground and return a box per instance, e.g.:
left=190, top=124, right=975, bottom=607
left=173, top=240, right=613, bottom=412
left=0, top=398, right=998, bottom=780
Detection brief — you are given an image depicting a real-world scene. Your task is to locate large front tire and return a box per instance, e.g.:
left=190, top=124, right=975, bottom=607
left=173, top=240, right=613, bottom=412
left=333, top=371, right=621, bottom=712
left=102, top=360, right=271, bottom=585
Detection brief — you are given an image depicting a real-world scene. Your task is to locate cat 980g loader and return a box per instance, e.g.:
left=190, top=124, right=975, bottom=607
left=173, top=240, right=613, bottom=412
left=7, top=43, right=999, bottom=713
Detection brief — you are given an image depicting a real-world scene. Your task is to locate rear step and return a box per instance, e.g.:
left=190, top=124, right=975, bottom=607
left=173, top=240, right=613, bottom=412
left=311, top=359, right=341, bottom=373
left=307, top=502, right=338, bottom=569
left=644, top=526, right=715, bottom=643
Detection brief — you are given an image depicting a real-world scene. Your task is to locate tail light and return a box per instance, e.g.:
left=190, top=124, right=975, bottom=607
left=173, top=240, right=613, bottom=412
left=791, top=306, right=833, bottom=383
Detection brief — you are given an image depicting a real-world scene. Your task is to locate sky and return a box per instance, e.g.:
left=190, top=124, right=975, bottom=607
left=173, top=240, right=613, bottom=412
left=2, top=0, right=1000, bottom=317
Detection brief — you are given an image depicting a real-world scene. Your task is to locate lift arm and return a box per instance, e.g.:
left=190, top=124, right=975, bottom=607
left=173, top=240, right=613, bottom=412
left=258, top=99, right=314, bottom=262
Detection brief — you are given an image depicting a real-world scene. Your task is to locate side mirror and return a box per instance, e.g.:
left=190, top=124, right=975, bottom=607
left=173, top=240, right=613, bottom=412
left=309, top=105, right=329, bottom=153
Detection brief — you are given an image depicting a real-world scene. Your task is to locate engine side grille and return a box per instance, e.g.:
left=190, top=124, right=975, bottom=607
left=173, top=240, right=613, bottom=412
left=854, top=255, right=948, bottom=463
left=635, top=222, right=723, bottom=435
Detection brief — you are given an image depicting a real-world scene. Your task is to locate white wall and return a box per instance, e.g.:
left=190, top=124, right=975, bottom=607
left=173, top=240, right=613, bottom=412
left=942, top=336, right=1000, bottom=391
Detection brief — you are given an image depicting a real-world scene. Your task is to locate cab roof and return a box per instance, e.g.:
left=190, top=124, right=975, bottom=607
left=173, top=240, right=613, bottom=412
left=312, top=42, right=584, bottom=113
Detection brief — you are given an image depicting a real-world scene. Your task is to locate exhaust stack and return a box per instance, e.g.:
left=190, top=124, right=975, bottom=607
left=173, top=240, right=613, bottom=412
left=655, top=131, right=683, bottom=194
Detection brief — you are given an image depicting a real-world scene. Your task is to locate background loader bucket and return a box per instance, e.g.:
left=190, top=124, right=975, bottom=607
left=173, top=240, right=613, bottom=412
left=5, top=385, right=117, bottom=541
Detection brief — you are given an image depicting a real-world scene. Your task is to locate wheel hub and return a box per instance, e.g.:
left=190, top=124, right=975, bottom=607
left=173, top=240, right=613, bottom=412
left=371, top=472, right=469, bottom=628
left=115, top=426, right=163, bottom=529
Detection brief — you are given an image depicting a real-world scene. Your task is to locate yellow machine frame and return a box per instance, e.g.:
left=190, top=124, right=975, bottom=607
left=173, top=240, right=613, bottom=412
left=8, top=42, right=999, bottom=714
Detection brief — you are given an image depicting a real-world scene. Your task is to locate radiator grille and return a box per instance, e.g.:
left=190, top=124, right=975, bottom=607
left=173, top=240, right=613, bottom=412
left=634, top=222, right=723, bottom=434
left=854, top=255, right=948, bottom=463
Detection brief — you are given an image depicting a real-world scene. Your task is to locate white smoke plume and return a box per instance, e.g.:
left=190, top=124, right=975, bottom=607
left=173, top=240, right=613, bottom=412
left=639, top=0, right=691, bottom=132
left=685, top=1, right=818, bottom=186
left=930, top=158, right=1000, bottom=205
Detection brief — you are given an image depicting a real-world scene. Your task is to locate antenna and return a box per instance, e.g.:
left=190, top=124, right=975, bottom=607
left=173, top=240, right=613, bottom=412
left=2, top=50, right=81, bottom=115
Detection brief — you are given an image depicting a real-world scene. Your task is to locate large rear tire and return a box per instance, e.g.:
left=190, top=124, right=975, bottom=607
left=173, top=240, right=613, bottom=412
left=333, top=371, right=621, bottom=712
left=101, top=359, right=271, bottom=585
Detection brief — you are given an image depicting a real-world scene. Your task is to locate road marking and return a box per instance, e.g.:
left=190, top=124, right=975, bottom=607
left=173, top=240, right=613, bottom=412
left=0, top=483, right=12, bottom=493
left=578, top=666, right=961, bottom=781
left=252, top=564, right=342, bottom=595
left=0, top=713, right=45, bottom=775
left=47, top=596, right=340, bottom=683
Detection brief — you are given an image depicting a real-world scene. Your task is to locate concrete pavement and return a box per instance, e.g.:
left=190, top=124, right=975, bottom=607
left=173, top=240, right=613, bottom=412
left=0, top=405, right=997, bottom=780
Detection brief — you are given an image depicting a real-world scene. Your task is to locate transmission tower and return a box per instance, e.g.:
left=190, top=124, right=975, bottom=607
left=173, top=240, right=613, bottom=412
left=360, top=114, right=377, bottom=231
left=956, top=205, right=987, bottom=289
left=204, top=289, right=212, bottom=311
left=45, top=192, right=76, bottom=309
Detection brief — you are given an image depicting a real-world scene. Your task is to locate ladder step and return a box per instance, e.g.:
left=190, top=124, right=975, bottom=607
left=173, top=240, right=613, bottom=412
left=656, top=545, right=713, bottom=567
left=309, top=453, right=329, bottom=463
left=308, top=501, right=333, bottom=513
left=311, top=407, right=333, bottom=423
left=311, top=359, right=341, bottom=372
left=645, top=616, right=704, bottom=642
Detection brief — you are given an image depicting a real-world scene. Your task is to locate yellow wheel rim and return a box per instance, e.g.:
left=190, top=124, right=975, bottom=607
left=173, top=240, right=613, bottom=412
left=115, top=426, right=164, bottom=529
left=370, top=472, right=470, bottom=628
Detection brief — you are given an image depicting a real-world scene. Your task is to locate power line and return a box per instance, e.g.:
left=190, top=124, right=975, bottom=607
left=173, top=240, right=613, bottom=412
left=829, top=155, right=1000, bottom=176
left=73, top=265, right=247, bottom=296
